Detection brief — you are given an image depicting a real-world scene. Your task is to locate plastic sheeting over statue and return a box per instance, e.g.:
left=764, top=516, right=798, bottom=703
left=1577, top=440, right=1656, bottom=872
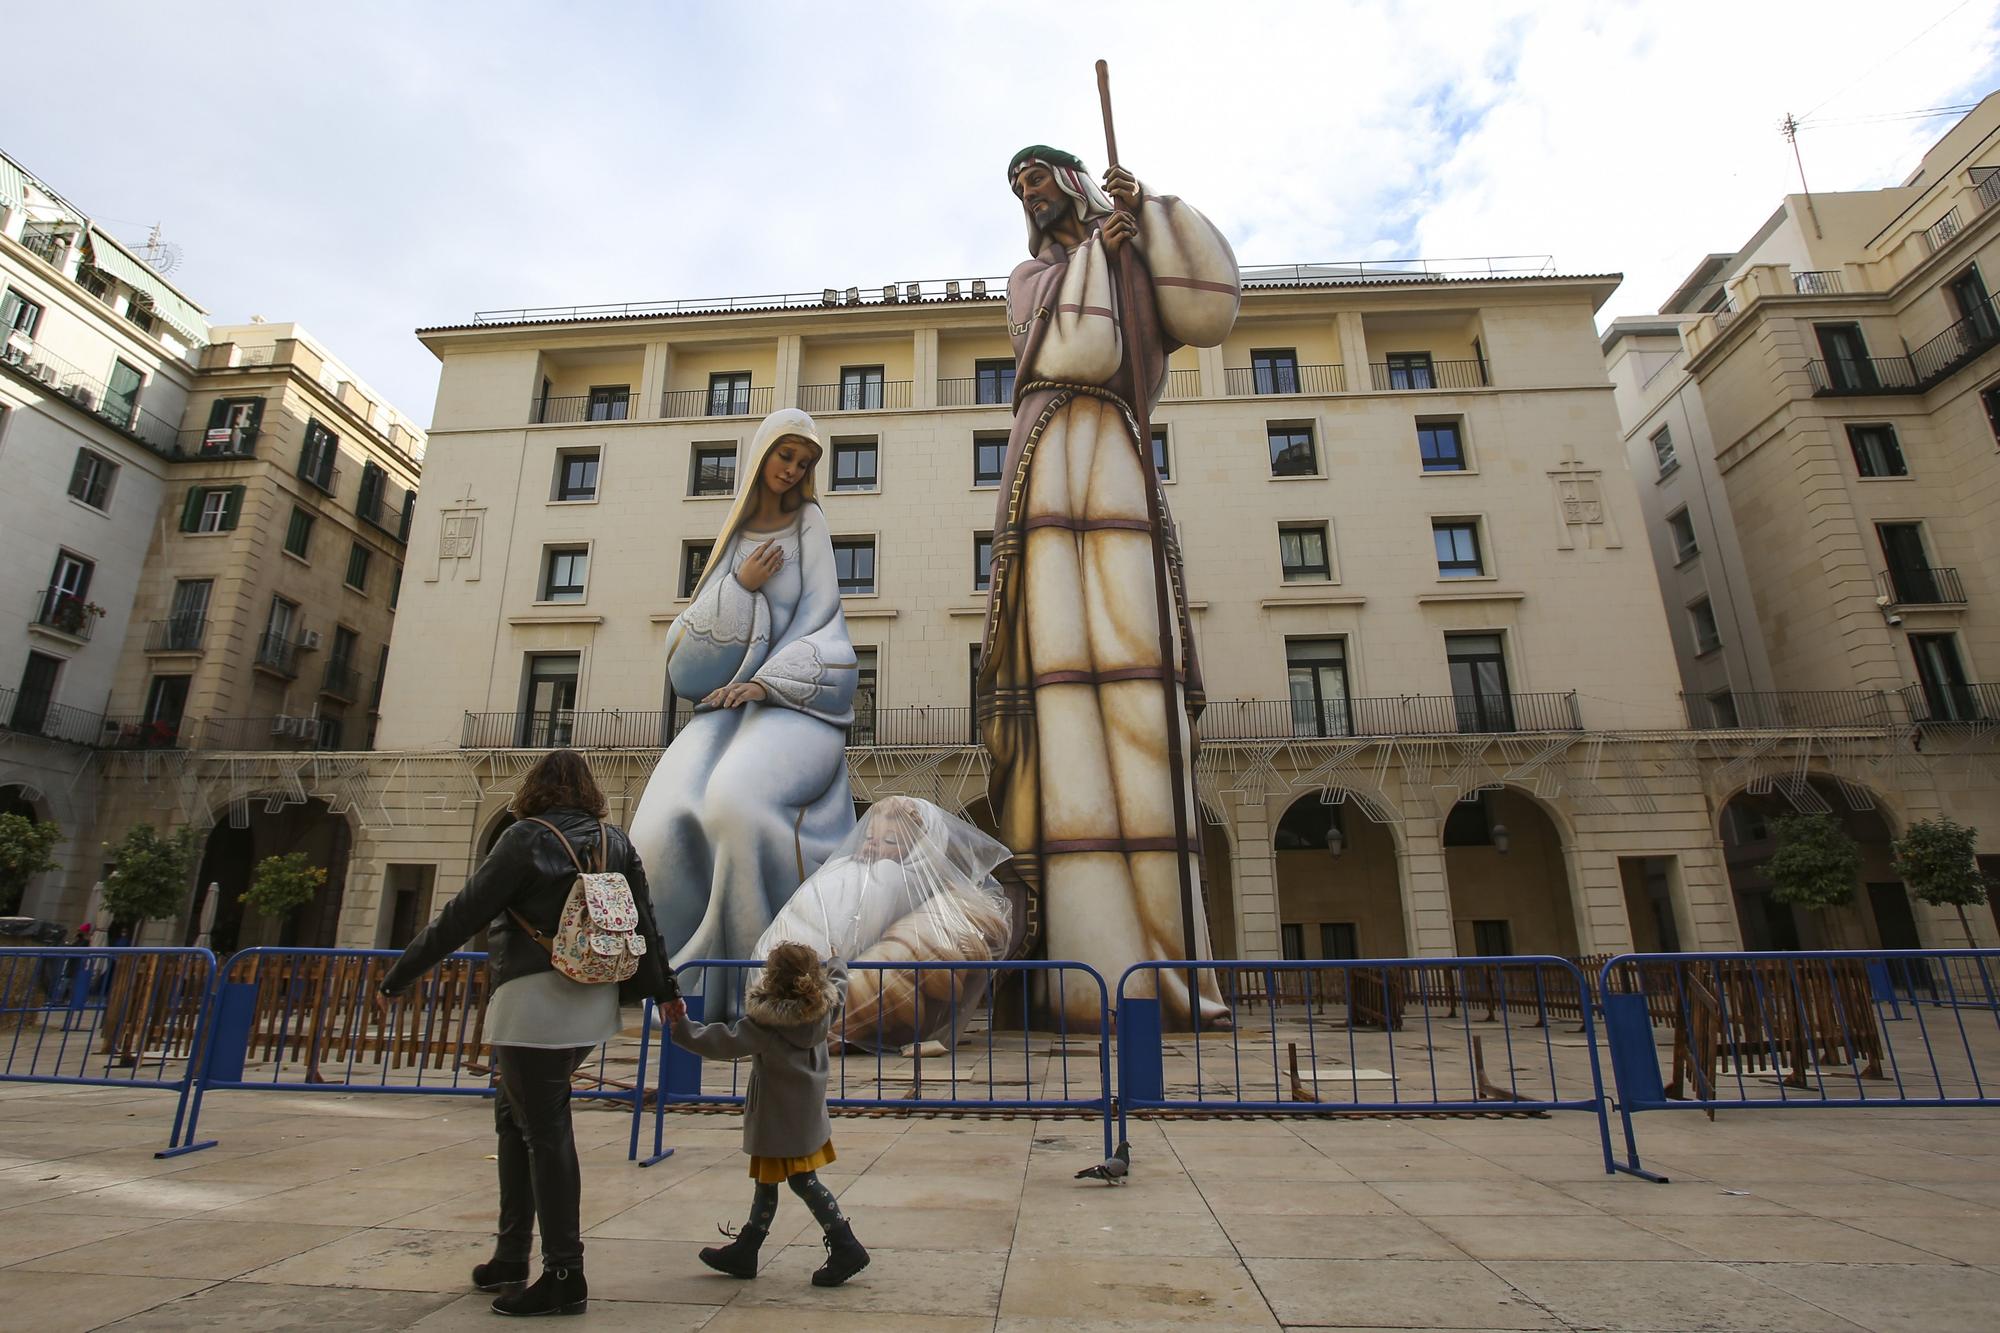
left=755, top=797, right=1017, bottom=1052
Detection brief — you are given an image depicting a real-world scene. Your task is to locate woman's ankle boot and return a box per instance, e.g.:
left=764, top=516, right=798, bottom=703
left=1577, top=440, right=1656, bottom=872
left=699, top=1224, right=767, bottom=1279
left=472, top=1257, right=530, bottom=1291
left=490, top=1265, right=587, bottom=1316
left=812, top=1221, right=870, bottom=1287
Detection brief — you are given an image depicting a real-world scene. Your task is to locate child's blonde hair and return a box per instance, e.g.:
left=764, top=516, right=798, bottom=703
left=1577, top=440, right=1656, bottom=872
left=749, top=941, right=825, bottom=1011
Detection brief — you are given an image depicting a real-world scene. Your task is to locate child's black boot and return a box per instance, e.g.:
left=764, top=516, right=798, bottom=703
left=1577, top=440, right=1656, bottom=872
left=699, top=1224, right=767, bottom=1279
left=812, top=1220, right=870, bottom=1287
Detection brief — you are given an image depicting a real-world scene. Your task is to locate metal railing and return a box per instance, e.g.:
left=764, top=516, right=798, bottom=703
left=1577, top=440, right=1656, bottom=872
left=1160, top=367, right=1201, bottom=399
left=254, top=632, right=301, bottom=677
left=1978, top=167, right=2000, bottom=212
left=31, top=587, right=98, bottom=641
left=1878, top=565, right=1967, bottom=606
left=0, top=334, right=182, bottom=455
left=1907, top=292, right=2000, bottom=382
left=175, top=425, right=258, bottom=458
left=198, top=716, right=326, bottom=750
left=1805, top=356, right=1921, bottom=394
left=661, top=386, right=773, bottom=419
left=796, top=381, right=914, bottom=414
left=854, top=705, right=978, bottom=746
left=1901, top=681, right=1998, bottom=725
left=144, top=615, right=207, bottom=653
left=0, top=686, right=105, bottom=746
left=1792, top=270, right=1844, bottom=295
left=321, top=661, right=361, bottom=702
left=460, top=708, right=689, bottom=750
left=1223, top=363, right=1345, bottom=395
left=936, top=377, right=1014, bottom=407
left=1679, top=690, right=1899, bottom=730
left=1922, top=208, right=1964, bottom=253
left=19, top=225, right=73, bottom=265
left=97, top=716, right=187, bottom=750
left=1368, top=359, right=1489, bottom=390
left=532, top=393, right=632, bottom=425
left=1196, top=692, right=1582, bottom=740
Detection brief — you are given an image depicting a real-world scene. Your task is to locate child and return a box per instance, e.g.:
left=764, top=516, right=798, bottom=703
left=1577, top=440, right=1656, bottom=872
left=667, top=942, right=869, bottom=1286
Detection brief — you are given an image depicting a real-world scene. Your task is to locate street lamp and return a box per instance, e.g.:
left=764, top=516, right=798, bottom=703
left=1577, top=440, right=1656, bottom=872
left=1491, top=822, right=1511, bottom=855
left=1324, top=822, right=1345, bottom=858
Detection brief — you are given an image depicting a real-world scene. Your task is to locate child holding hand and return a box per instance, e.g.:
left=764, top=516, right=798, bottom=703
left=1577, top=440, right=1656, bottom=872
left=667, top=942, right=868, bottom=1287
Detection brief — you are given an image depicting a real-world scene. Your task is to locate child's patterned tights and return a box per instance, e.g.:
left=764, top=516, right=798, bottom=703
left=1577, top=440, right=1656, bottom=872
left=748, top=1171, right=843, bottom=1233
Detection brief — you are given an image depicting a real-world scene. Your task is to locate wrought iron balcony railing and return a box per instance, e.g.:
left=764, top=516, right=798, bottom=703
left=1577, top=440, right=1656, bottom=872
left=532, top=393, right=631, bottom=425
left=1680, top=690, right=1898, bottom=730
left=254, top=632, right=302, bottom=678
left=461, top=708, right=689, bottom=750
left=1367, top=359, right=1490, bottom=391
left=98, top=716, right=187, bottom=750
left=200, top=716, right=330, bottom=750
left=177, top=424, right=258, bottom=458
left=1907, top=292, right=2000, bottom=383
left=1806, top=356, right=1922, bottom=394
left=936, top=378, right=1014, bottom=407
left=1978, top=167, right=2000, bottom=213
left=31, top=588, right=99, bottom=641
left=796, top=381, right=914, bottom=414
left=144, top=615, right=207, bottom=653
left=1160, top=367, right=1201, bottom=400
left=0, top=686, right=104, bottom=746
left=1195, top=692, right=1581, bottom=741
left=0, top=333, right=181, bottom=455
left=1223, top=364, right=1346, bottom=396
left=1901, top=681, right=1999, bottom=725
left=1922, top=208, right=1964, bottom=254
left=321, top=661, right=362, bottom=702
left=662, top=386, right=773, bottom=419
left=1878, top=565, right=1968, bottom=607
left=851, top=705, right=979, bottom=747
left=1793, top=270, right=1844, bottom=295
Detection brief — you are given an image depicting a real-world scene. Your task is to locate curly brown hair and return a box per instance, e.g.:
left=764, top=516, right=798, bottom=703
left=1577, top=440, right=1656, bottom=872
left=510, top=748, right=608, bottom=819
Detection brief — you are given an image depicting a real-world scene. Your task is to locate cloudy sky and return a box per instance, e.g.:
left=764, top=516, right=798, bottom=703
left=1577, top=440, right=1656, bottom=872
left=14, top=1, right=2000, bottom=425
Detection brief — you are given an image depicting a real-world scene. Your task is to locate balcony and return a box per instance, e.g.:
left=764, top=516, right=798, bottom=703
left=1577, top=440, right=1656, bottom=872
left=1922, top=208, right=1964, bottom=255
left=144, top=615, right=207, bottom=654
left=0, top=686, right=105, bottom=746
left=852, top=705, right=978, bottom=747
left=1793, top=271, right=1844, bottom=295
left=1680, top=690, right=1897, bottom=730
left=1368, top=359, right=1489, bottom=391
left=937, top=378, right=1013, bottom=407
left=321, top=660, right=361, bottom=702
left=1223, top=364, right=1345, bottom=396
left=1805, top=356, right=1922, bottom=395
left=31, top=588, right=101, bottom=642
left=1161, top=367, right=1201, bottom=400
left=1902, top=681, right=1999, bottom=725
left=1907, top=293, right=2000, bottom=382
left=97, top=716, right=187, bottom=750
left=1195, top=692, right=1581, bottom=741
left=531, top=394, right=632, bottom=425
left=662, top=386, right=773, bottom=419
left=1977, top=167, right=2000, bottom=213
left=461, top=709, right=684, bottom=749
left=1877, top=565, right=1967, bottom=608
left=796, top=381, right=914, bottom=414
left=254, top=632, right=302, bottom=678
left=178, top=424, right=259, bottom=458
left=0, top=335, right=182, bottom=456
left=199, top=716, right=328, bottom=750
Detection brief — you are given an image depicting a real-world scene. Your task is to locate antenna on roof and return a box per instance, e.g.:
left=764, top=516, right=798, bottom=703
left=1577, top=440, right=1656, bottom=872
left=1780, top=114, right=1825, bottom=240
left=140, top=221, right=183, bottom=276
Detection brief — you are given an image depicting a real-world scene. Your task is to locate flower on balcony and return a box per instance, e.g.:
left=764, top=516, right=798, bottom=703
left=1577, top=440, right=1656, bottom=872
left=48, top=596, right=108, bottom=634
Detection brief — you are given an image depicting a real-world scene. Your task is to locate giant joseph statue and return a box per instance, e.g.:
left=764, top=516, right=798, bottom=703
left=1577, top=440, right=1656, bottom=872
left=976, top=124, right=1239, bottom=1028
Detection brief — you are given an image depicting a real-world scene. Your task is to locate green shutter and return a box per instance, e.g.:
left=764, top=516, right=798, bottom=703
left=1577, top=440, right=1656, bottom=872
left=179, top=487, right=203, bottom=532
left=207, top=398, right=228, bottom=429
left=221, top=485, right=245, bottom=530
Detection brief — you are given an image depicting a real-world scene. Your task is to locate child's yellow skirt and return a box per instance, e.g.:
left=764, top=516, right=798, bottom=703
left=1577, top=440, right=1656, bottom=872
left=749, top=1139, right=836, bottom=1184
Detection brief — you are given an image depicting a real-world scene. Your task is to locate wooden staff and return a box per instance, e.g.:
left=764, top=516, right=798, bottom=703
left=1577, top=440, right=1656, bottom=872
left=1096, top=59, right=1204, bottom=1033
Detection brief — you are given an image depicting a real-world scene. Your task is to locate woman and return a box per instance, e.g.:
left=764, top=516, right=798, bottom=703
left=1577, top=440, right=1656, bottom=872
left=628, top=408, right=859, bottom=1005
left=377, top=749, right=675, bottom=1318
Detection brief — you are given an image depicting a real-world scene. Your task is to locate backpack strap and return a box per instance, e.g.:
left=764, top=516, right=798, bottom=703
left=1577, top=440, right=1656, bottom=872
left=508, top=817, right=584, bottom=955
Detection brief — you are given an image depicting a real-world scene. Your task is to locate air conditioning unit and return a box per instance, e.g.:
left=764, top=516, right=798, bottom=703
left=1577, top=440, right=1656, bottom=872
left=299, top=629, right=323, bottom=651
left=296, top=718, right=322, bottom=741
left=270, top=715, right=296, bottom=736
left=67, top=384, right=95, bottom=410
left=1, top=344, right=25, bottom=366
left=32, top=361, right=59, bottom=385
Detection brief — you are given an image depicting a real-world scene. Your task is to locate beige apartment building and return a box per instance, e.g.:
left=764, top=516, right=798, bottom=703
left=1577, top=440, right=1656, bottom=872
left=1604, top=95, right=2000, bottom=950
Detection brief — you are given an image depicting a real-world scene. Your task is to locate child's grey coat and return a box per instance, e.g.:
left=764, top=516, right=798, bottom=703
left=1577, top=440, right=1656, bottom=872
left=670, top=961, right=847, bottom=1159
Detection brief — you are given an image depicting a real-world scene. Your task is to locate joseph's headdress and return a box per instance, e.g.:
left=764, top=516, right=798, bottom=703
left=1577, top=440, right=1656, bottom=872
left=1008, top=144, right=1115, bottom=255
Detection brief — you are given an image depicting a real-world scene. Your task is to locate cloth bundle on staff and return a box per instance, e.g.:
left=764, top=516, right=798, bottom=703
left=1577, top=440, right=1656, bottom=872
left=756, top=797, right=1017, bottom=1052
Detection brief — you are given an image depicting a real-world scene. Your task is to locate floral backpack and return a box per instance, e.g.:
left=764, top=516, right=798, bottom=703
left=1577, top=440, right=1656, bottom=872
left=509, top=818, right=646, bottom=985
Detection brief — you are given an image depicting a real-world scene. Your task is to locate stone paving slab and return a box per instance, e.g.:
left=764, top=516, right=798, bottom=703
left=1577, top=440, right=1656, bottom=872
left=4, top=1084, right=2000, bottom=1329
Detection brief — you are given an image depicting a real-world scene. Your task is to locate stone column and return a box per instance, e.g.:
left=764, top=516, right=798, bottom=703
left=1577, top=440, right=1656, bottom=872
left=1399, top=814, right=1458, bottom=954
left=1229, top=791, right=1280, bottom=957
left=912, top=328, right=938, bottom=408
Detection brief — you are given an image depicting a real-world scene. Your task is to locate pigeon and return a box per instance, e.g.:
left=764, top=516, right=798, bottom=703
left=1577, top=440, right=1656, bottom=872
left=1075, top=1141, right=1131, bottom=1184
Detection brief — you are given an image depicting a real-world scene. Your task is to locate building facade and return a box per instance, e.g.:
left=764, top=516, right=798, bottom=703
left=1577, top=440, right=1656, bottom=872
left=1604, top=96, right=2000, bottom=949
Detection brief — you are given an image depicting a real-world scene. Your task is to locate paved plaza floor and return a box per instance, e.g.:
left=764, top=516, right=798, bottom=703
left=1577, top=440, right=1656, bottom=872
left=3, top=1082, right=2000, bottom=1330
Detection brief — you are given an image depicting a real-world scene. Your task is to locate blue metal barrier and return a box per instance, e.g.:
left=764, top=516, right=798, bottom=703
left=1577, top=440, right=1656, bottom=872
left=1599, top=948, right=2000, bottom=1180
left=640, top=958, right=1115, bottom=1166
left=0, top=946, right=220, bottom=1156
left=1115, top=957, right=1625, bottom=1175
left=176, top=947, right=653, bottom=1157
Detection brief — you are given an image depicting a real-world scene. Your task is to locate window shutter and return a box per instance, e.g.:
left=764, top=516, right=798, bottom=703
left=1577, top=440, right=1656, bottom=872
left=68, top=450, right=92, bottom=495
left=246, top=398, right=264, bottom=429
left=221, top=485, right=245, bottom=530
left=398, top=488, right=415, bottom=542
left=207, top=399, right=228, bottom=429
left=179, top=487, right=203, bottom=532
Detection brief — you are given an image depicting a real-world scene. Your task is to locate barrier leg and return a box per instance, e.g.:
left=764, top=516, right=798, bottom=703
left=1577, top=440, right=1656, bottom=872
left=157, top=980, right=255, bottom=1158
left=642, top=993, right=700, bottom=1167
left=627, top=1002, right=651, bottom=1164
left=1600, top=992, right=1669, bottom=1183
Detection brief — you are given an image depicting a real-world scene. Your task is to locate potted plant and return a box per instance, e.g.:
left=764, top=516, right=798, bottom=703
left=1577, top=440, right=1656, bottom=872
left=1765, top=812, right=1862, bottom=945
left=49, top=596, right=107, bottom=636
left=0, top=812, right=62, bottom=916
left=241, top=852, right=326, bottom=920
left=101, top=823, right=197, bottom=938
left=1894, top=816, right=1990, bottom=946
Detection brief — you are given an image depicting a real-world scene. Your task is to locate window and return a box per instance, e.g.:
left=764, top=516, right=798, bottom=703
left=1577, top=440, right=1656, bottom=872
left=975, top=359, right=1016, bottom=405
left=67, top=449, right=117, bottom=510
left=1815, top=323, right=1876, bottom=391
left=691, top=444, right=737, bottom=497
left=1667, top=508, right=1699, bottom=563
left=832, top=438, right=878, bottom=491
left=144, top=675, right=190, bottom=732
left=1650, top=425, right=1677, bottom=476
left=356, top=462, right=387, bottom=525
left=330, top=625, right=358, bottom=668
left=181, top=485, right=244, bottom=534
left=555, top=448, right=600, bottom=501
left=1280, top=923, right=1305, bottom=960
left=105, top=360, right=143, bottom=428
left=708, top=372, right=752, bottom=416
left=973, top=532, right=994, bottom=592
left=165, top=579, right=209, bottom=650
left=203, top=398, right=263, bottom=455
left=316, top=711, right=345, bottom=751
left=542, top=545, right=588, bottom=601
left=125, top=298, right=155, bottom=335
left=1417, top=418, right=1466, bottom=472
left=11, top=652, right=61, bottom=735
left=1847, top=424, right=1908, bottom=477
left=973, top=432, right=1007, bottom=486
left=1706, top=689, right=1740, bottom=729
left=521, top=653, right=580, bottom=746
left=1150, top=428, right=1171, bottom=480
left=39, top=552, right=93, bottom=632
left=1446, top=632, right=1513, bottom=732
left=833, top=538, right=877, bottom=595
left=1386, top=352, right=1435, bottom=389
left=1911, top=633, right=1980, bottom=722
left=585, top=385, right=630, bottom=422
left=1689, top=596, right=1722, bottom=654
left=839, top=365, right=885, bottom=411
left=1320, top=922, right=1359, bottom=960
left=345, top=542, right=371, bottom=592
left=1, top=287, right=43, bottom=338
left=1948, top=266, right=1998, bottom=341
left=1251, top=348, right=1300, bottom=394
left=1432, top=520, right=1484, bottom=578
left=1444, top=792, right=1494, bottom=846
left=300, top=419, right=339, bottom=491
left=1278, top=523, right=1331, bottom=581
left=681, top=542, right=713, bottom=597
left=1878, top=523, right=1941, bottom=603
left=1982, top=382, right=2000, bottom=443
left=1286, top=637, right=1350, bottom=737
left=1471, top=919, right=1514, bottom=957
left=260, top=598, right=298, bottom=672
left=1267, top=423, right=1317, bottom=477
left=284, top=506, right=314, bottom=558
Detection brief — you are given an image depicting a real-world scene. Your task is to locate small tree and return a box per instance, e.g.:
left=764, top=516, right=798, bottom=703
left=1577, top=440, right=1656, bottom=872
left=1895, top=816, right=1989, bottom=946
left=0, top=813, right=63, bottom=915
left=242, top=852, right=325, bottom=919
left=1766, top=812, right=1862, bottom=944
left=101, top=823, right=198, bottom=934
